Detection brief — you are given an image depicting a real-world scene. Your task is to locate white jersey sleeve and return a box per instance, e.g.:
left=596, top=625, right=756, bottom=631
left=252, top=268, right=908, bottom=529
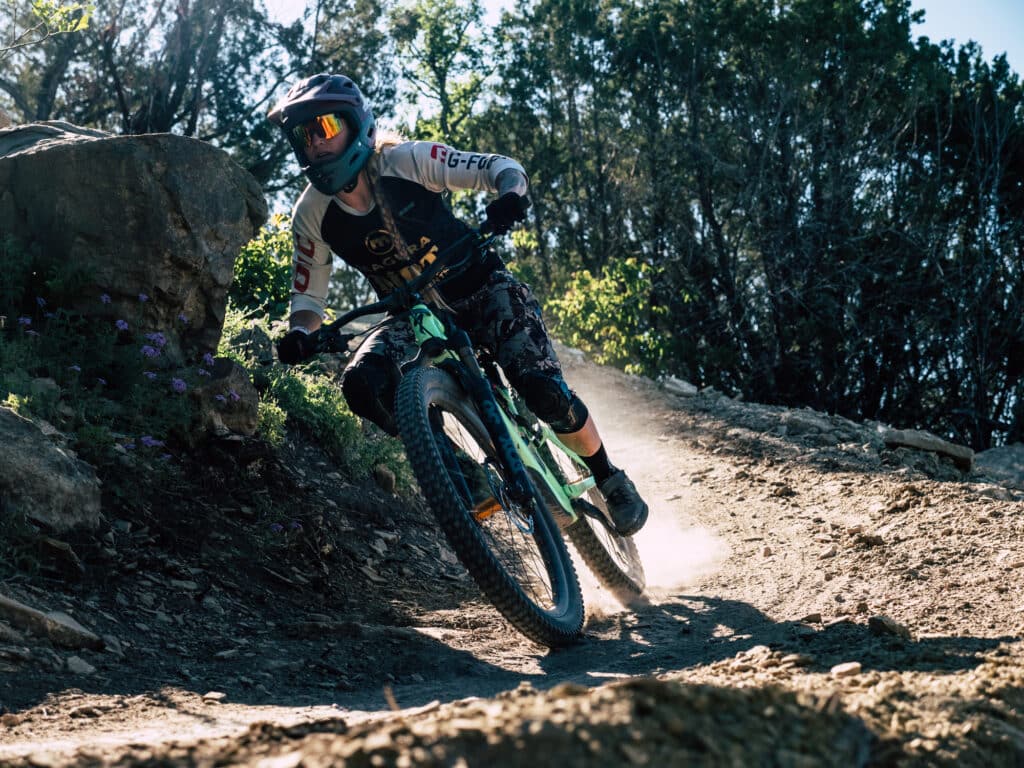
left=378, top=141, right=528, bottom=195
left=288, top=184, right=334, bottom=318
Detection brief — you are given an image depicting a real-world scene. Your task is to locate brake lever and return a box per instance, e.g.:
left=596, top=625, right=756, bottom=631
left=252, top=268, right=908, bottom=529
left=316, top=327, right=355, bottom=354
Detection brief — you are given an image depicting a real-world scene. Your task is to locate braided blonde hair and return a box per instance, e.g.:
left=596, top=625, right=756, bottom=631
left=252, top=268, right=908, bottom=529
left=365, top=129, right=413, bottom=266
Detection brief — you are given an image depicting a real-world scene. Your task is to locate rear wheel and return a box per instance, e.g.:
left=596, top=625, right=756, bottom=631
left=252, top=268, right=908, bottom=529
left=564, top=495, right=646, bottom=604
left=527, top=421, right=646, bottom=604
left=395, top=366, right=584, bottom=647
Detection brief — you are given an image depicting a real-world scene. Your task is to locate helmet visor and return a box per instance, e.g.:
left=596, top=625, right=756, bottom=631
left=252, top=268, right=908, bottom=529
left=290, top=113, right=347, bottom=148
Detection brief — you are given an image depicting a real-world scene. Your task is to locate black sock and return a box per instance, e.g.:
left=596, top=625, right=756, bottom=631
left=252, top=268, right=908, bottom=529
left=580, top=444, right=616, bottom=484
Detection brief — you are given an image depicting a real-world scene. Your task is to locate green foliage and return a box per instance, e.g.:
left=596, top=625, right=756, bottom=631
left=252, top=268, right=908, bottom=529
left=0, top=0, right=91, bottom=62
left=0, top=238, right=204, bottom=481
left=546, top=258, right=667, bottom=377
left=261, top=365, right=410, bottom=490
left=31, top=0, right=92, bottom=32
left=229, top=214, right=293, bottom=321
left=390, top=0, right=489, bottom=144
left=257, top=398, right=287, bottom=447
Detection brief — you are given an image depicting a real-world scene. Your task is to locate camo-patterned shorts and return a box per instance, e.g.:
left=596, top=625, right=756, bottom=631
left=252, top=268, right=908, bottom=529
left=346, top=269, right=564, bottom=385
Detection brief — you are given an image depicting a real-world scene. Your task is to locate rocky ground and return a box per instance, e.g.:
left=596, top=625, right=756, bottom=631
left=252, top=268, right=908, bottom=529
left=1, top=343, right=1023, bottom=766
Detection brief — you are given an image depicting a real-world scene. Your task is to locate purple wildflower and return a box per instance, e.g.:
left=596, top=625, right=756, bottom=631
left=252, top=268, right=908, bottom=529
left=171, top=378, right=187, bottom=393
left=116, top=319, right=129, bottom=331
left=215, top=394, right=227, bottom=403
left=288, top=520, right=303, bottom=531
left=197, top=368, right=211, bottom=377
left=140, top=435, right=165, bottom=448
left=18, top=316, right=30, bottom=326
left=143, top=371, right=158, bottom=380
left=100, top=293, right=111, bottom=304
left=25, top=329, right=40, bottom=337
left=96, top=377, right=107, bottom=386
left=44, top=312, right=54, bottom=319
left=228, top=389, right=241, bottom=402
left=68, top=364, right=81, bottom=372
left=178, top=313, right=189, bottom=324
left=141, top=345, right=160, bottom=358
left=202, top=352, right=215, bottom=367
left=269, top=523, right=284, bottom=533
left=124, top=441, right=136, bottom=451
left=160, top=453, right=172, bottom=461
left=145, top=332, right=167, bottom=347
left=138, top=293, right=149, bottom=303
left=36, top=297, right=46, bottom=308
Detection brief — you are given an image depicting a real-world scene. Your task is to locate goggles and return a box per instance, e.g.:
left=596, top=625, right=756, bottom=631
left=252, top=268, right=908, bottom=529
left=291, top=113, right=347, bottom=148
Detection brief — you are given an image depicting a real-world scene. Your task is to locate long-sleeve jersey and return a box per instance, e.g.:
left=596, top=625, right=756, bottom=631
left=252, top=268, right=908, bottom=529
left=288, top=140, right=528, bottom=318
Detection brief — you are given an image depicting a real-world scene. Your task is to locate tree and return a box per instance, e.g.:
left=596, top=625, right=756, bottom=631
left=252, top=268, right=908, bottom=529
left=390, top=0, right=488, bottom=143
left=0, top=0, right=91, bottom=62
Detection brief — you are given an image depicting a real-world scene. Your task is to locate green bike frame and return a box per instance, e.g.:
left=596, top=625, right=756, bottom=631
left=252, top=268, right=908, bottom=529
left=407, top=302, right=581, bottom=525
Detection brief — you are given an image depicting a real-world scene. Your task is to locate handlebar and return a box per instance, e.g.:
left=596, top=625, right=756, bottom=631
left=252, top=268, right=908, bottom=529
left=316, top=222, right=499, bottom=352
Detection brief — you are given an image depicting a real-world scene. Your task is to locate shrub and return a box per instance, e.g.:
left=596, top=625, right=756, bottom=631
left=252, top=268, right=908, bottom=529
left=545, top=257, right=668, bottom=377
left=260, top=365, right=408, bottom=488
left=229, top=214, right=293, bottom=320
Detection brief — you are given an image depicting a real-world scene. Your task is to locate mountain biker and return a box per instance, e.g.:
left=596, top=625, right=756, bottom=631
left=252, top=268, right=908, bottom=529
left=268, top=73, right=649, bottom=536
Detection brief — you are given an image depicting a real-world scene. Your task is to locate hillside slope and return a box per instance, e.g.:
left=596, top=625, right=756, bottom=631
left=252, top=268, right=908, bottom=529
left=1, top=343, right=1022, bottom=766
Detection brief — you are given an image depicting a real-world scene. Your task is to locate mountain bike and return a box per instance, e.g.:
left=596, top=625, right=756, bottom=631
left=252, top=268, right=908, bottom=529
left=313, top=220, right=646, bottom=647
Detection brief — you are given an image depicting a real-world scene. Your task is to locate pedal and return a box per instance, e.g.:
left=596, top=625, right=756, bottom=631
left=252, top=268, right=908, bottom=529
left=571, top=497, right=617, bottom=534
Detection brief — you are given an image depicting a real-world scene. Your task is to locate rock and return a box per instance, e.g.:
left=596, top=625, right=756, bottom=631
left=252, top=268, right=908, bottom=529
left=0, top=122, right=267, bottom=365
left=202, top=691, right=227, bottom=703
left=781, top=409, right=835, bottom=435
left=66, top=655, right=96, bottom=675
left=661, top=375, right=698, bottom=397
left=0, top=407, right=102, bottom=532
left=228, top=323, right=275, bottom=365
left=800, top=612, right=823, bottom=624
left=102, top=635, right=125, bottom=657
left=868, top=614, right=911, bottom=640
left=373, top=464, right=397, bottom=494
left=880, top=427, right=974, bottom=471
left=830, top=661, right=862, bottom=677
left=189, top=358, right=259, bottom=440
left=976, top=442, right=1024, bottom=490
left=0, top=592, right=103, bottom=650
left=0, top=621, right=25, bottom=643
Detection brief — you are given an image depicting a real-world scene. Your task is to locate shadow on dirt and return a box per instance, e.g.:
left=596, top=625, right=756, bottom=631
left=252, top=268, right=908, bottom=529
left=537, top=594, right=1012, bottom=686
left=4, top=591, right=1015, bottom=723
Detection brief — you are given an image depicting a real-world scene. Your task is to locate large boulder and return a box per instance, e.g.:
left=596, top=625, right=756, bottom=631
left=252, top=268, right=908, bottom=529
left=0, top=122, right=267, bottom=364
left=0, top=406, right=102, bottom=532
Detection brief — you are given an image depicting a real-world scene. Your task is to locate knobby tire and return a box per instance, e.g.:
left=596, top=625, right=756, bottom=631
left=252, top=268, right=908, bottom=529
left=522, top=409, right=647, bottom=605
left=395, top=366, right=584, bottom=647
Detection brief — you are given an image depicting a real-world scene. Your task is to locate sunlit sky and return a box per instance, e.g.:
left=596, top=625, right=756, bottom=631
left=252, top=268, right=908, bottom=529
left=265, top=0, right=1024, bottom=75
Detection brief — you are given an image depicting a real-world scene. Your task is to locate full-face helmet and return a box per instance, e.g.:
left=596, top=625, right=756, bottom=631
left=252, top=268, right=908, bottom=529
left=268, top=73, right=376, bottom=194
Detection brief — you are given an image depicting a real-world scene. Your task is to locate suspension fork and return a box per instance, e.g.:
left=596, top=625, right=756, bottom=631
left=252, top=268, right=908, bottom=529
left=441, top=328, right=538, bottom=508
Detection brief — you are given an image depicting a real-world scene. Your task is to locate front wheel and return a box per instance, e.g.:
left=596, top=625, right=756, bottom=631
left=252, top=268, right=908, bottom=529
left=395, top=366, right=584, bottom=647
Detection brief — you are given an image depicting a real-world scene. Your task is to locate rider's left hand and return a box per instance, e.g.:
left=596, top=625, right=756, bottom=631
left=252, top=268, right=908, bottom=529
left=485, top=192, right=530, bottom=235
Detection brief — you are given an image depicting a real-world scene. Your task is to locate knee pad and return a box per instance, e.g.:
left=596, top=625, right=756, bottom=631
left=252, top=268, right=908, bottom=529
left=515, top=371, right=589, bottom=433
left=342, top=354, right=400, bottom=435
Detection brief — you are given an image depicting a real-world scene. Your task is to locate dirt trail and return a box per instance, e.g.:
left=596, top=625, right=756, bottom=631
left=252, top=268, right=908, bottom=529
left=2, top=344, right=1023, bottom=765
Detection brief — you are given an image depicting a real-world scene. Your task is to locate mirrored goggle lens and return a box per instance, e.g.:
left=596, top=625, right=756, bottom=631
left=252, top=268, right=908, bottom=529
left=291, top=113, right=345, bottom=147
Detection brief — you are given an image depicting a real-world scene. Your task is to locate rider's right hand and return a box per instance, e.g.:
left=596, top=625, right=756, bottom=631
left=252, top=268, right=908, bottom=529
left=276, top=328, right=321, bottom=364
left=485, top=192, right=530, bottom=235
